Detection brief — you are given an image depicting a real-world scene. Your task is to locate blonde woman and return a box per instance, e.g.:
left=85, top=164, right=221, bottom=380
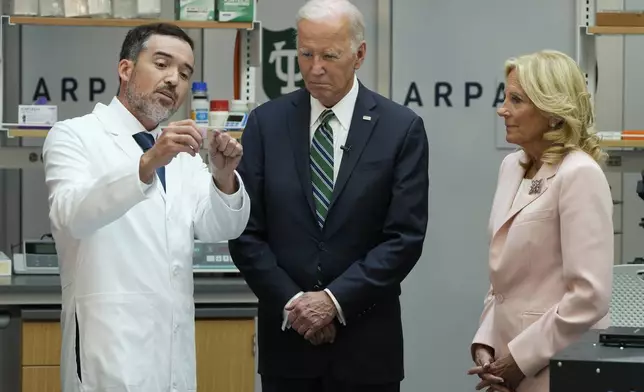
left=466, top=50, right=614, bottom=392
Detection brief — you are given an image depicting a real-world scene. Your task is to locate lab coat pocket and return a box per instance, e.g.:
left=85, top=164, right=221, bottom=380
left=76, top=292, right=164, bottom=391
left=520, top=311, right=545, bottom=331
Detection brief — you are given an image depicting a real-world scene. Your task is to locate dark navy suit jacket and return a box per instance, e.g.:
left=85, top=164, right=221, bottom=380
left=228, top=82, right=429, bottom=384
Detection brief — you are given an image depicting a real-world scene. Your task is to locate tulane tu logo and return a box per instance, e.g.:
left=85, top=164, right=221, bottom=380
left=262, top=27, right=305, bottom=99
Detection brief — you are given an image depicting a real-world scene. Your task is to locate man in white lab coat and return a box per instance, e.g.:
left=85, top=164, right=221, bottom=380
left=42, top=23, right=251, bottom=392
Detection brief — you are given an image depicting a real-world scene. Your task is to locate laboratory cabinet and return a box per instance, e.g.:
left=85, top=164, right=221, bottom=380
left=20, top=316, right=256, bottom=392
left=0, top=276, right=258, bottom=391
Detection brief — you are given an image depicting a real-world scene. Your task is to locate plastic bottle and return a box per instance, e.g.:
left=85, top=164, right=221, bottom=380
left=209, top=100, right=229, bottom=129
left=191, top=82, right=210, bottom=128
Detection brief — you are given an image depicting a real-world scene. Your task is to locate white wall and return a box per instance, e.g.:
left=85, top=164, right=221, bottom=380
left=391, top=1, right=577, bottom=391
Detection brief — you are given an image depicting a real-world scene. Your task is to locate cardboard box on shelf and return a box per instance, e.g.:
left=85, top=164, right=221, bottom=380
left=596, top=11, right=644, bottom=27
left=216, top=0, right=254, bottom=22
left=177, top=0, right=215, bottom=21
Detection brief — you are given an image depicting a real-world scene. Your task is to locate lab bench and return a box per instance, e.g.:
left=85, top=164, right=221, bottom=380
left=0, top=275, right=258, bottom=392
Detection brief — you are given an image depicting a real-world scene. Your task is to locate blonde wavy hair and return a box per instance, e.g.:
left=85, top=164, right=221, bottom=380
left=505, top=50, right=607, bottom=167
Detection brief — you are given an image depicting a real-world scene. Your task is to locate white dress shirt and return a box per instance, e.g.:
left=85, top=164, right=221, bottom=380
left=282, top=74, right=360, bottom=330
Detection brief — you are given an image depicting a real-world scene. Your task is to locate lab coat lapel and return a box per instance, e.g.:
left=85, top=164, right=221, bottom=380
left=492, top=152, right=558, bottom=240
left=162, top=157, right=181, bottom=205
left=288, top=90, right=318, bottom=221
left=93, top=103, right=143, bottom=161
left=93, top=102, right=167, bottom=201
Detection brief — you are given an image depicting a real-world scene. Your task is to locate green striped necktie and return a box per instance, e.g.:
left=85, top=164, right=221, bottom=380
left=310, top=109, right=335, bottom=227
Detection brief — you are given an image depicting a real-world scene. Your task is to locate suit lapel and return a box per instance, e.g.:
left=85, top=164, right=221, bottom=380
left=491, top=156, right=524, bottom=236
left=328, top=86, right=378, bottom=211
left=492, top=152, right=558, bottom=239
left=287, top=90, right=317, bottom=220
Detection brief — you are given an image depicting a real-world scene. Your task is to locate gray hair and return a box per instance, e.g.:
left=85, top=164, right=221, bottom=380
left=296, top=0, right=365, bottom=53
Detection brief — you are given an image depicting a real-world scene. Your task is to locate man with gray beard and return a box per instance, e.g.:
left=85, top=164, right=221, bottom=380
left=42, top=23, right=250, bottom=392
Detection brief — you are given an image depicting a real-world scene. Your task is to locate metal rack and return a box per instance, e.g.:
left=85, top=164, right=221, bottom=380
left=574, top=1, right=644, bottom=170
left=577, top=0, right=644, bottom=264
left=0, top=11, right=262, bottom=169
left=576, top=0, right=644, bottom=173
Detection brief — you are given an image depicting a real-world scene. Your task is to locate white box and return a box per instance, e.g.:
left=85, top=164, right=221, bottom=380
left=112, top=0, right=137, bottom=18
left=39, top=0, right=65, bottom=16
left=12, top=0, right=38, bottom=15
left=64, top=0, right=89, bottom=17
left=88, top=0, right=111, bottom=16
left=137, top=0, right=161, bottom=17
left=18, top=105, right=58, bottom=126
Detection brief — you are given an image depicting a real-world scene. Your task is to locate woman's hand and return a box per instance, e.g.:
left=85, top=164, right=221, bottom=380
left=467, top=345, right=506, bottom=391
left=487, top=353, right=525, bottom=391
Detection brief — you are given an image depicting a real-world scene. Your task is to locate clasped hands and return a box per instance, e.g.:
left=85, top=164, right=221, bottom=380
left=467, top=345, right=525, bottom=392
left=285, top=291, right=338, bottom=346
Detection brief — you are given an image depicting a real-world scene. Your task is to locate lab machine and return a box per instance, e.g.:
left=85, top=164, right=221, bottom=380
left=222, top=111, right=249, bottom=130
left=12, top=239, right=238, bottom=274
left=13, top=239, right=58, bottom=275
left=192, top=240, right=238, bottom=273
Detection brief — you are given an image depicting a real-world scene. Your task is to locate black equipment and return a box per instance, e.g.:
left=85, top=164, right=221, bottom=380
left=550, top=329, right=644, bottom=392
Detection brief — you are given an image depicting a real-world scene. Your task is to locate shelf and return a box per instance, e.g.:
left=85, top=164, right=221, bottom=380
left=8, top=16, right=253, bottom=30
left=588, top=26, right=644, bottom=34
left=0, top=126, right=243, bottom=140
left=6, top=128, right=49, bottom=138
left=600, top=140, right=644, bottom=148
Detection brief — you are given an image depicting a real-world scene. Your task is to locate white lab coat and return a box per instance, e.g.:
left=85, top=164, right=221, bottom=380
left=42, top=97, right=251, bottom=392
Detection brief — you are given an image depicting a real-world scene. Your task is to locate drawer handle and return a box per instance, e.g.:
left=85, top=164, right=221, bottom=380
left=0, top=313, right=9, bottom=329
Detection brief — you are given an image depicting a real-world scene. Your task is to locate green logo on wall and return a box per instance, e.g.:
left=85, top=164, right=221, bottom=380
left=262, top=27, right=305, bottom=99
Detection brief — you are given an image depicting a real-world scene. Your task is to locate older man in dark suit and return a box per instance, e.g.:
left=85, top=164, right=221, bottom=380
left=228, top=0, right=429, bottom=391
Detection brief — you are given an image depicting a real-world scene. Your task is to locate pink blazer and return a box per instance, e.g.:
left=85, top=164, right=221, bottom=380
left=471, top=149, right=614, bottom=392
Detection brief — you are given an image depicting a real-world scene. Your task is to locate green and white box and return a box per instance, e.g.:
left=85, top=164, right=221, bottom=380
left=216, top=0, right=254, bottom=23
left=177, top=0, right=215, bottom=21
